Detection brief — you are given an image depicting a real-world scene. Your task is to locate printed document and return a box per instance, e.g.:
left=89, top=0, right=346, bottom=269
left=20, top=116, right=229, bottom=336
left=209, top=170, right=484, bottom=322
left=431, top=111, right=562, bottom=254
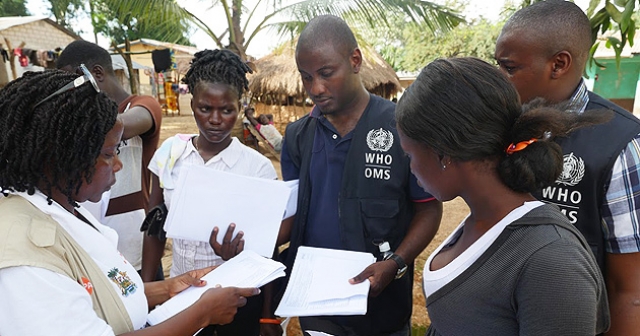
left=147, top=250, right=286, bottom=325
left=275, top=246, right=376, bottom=317
left=164, top=165, right=298, bottom=257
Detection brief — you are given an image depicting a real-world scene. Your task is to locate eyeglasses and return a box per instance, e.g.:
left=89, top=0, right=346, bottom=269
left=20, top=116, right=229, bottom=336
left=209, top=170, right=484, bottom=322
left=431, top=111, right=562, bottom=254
left=33, top=64, right=100, bottom=108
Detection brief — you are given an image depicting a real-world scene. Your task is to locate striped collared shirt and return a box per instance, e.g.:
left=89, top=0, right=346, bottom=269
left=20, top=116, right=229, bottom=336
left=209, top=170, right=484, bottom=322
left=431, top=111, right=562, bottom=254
left=568, top=80, right=640, bottom=253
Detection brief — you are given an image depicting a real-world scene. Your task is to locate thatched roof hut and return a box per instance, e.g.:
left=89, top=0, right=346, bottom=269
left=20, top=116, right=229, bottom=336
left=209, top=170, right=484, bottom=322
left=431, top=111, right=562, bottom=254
left=248, top=40, right=401, bottom=101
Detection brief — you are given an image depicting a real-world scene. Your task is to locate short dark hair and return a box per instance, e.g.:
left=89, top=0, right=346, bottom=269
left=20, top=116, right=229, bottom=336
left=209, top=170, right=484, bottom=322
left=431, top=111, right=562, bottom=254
left=182, top=49, right=253, bottom=97
left=0, top=70, right=118, bottom=206
left=297, top=15, right=358, bottom=58
left=503, top=0, right=593, bottom=70
left=396, top=57, right=605, bottom=193
left=56, top=40, right=115, bottom=74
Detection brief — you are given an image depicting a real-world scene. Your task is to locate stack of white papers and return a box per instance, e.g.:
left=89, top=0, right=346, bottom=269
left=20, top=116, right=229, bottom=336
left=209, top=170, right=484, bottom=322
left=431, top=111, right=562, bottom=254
left=164, top=165, right=299, bottom=258
left=275, top=246, right=376, bottom=317
left=147, top=250, right=286, bottom=326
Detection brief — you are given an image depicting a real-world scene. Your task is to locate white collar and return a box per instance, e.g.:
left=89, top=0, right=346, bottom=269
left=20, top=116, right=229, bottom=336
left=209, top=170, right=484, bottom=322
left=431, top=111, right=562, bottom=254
left=16, top=190, right=109, bottom=235
left=186, top=136, right=242, bottom=168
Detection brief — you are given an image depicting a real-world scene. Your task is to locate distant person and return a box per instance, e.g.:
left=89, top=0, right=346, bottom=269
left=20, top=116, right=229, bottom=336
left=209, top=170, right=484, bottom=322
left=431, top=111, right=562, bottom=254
left=244, top=107, right=283, bottom=151
left=495, top=1, right=640, bottom=333
left=0, top=69, right=258, bottom=336
left=397, top=57, right=609, bottom=335
left=57, top=40, right=163, bottom=278
left=276, top=15, right=443, bottom=335
left=142, top=49, right=278, bottom=336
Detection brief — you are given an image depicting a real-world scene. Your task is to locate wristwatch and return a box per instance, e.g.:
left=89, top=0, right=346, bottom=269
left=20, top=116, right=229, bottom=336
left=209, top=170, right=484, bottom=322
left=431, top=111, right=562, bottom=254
left=384, top=253, right=408, bottom=279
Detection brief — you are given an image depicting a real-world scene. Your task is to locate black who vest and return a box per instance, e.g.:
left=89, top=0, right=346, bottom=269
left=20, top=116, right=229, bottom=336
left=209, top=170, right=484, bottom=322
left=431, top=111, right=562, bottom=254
left=532, top=92, right=640, bottom=271
left=283, top=95, right=415, bottom=335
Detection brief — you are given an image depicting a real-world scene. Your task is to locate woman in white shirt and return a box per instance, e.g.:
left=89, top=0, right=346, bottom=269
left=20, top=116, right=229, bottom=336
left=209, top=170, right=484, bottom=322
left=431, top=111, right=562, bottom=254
left=142, top=49, right=279, bottom=336
left=395, top=57, right=609, bottom=335
left=0, top=69, right=258, bottom=336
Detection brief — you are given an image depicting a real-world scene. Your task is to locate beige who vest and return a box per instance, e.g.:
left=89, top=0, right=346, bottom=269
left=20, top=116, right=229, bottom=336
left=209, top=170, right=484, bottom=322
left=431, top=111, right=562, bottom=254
left=0, top=195, right=134, bottom=334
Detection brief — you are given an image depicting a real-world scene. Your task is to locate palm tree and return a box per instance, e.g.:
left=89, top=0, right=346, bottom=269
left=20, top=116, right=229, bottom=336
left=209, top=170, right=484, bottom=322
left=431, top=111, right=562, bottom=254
left=102, top=0, right=464, bottom=61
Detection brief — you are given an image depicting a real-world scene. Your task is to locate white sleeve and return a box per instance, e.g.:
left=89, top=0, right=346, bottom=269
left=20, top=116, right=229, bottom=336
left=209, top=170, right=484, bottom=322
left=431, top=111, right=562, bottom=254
left=147, top=147, right=163, bottom=176
left=0, top=266, right=115, bottom=336
left=257, top=158, right=278, bottom=180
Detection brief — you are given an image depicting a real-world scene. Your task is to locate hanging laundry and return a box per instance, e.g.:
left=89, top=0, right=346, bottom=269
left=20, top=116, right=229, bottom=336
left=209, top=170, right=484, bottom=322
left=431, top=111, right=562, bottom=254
left=13, top=48, right=28, bottom=67
left=1, top=49, right=8, bottom=63
left=37, top=50, right=48, bottom=67
left=22, top=49, right=38, bottom=66
left=151, top=49, right=172, bottom=73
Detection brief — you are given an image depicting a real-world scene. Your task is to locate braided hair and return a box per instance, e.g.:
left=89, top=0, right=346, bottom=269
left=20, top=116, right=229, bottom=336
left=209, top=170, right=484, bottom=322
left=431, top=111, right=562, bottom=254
left=182, top=49, right=253, bottom=97
left=0, top=70, right=118, bottom=206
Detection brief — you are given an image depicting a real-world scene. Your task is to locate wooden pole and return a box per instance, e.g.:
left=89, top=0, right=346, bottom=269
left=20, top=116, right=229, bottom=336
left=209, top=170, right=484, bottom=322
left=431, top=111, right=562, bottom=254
left=4, top=39, right=25, bottom=81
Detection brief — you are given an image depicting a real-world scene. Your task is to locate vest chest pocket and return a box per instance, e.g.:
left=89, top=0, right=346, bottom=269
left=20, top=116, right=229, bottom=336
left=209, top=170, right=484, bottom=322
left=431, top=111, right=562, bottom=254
left=360, top=199, right=401, bottom=244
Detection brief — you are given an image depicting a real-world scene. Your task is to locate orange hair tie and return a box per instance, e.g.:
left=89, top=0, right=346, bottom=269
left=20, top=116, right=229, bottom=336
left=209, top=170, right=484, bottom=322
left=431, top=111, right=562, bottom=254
left=506, top=138, right=537, bottom=155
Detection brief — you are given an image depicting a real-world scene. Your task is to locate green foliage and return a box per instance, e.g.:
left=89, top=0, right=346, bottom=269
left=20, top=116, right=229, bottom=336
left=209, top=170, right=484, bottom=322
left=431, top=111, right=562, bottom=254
left=559, top=0, right=637, bottom=69
left=362, top=15, right=502, bottom=72
left=91, top=0, right=193, bottom=45
left=0, top=0, right=29, bottom=16
left=105, top=0, right=464, bottom=60
left=46, top=0, right=84, bottom=29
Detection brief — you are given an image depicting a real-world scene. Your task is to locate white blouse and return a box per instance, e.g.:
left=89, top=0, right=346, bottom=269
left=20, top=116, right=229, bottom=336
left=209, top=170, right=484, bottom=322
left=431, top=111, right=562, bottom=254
left=148, top=136, right=278, bottom=277
left=0, top=191, right=148, bottom=336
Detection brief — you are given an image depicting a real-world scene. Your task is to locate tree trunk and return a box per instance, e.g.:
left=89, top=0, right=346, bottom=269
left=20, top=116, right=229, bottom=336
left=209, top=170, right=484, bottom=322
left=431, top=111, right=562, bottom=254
left=228, top=0, right=247, bottom=60
left=112, top=38, right=139, bottom=95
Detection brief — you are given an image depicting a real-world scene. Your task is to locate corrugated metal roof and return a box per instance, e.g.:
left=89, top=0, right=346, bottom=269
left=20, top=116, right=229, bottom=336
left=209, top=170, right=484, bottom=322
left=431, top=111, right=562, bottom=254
left=113, top=38, right=199, bottom=55
left=111, top=54, right=148, bottom=71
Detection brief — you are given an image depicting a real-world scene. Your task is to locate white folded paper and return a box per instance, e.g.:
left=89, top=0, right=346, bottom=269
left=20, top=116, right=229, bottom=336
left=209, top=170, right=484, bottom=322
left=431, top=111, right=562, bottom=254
left=164, top=165, right=298, bottom=258
left=147, top=250, right=286, bottom=326
left=275, top=246, right=375, bottom=317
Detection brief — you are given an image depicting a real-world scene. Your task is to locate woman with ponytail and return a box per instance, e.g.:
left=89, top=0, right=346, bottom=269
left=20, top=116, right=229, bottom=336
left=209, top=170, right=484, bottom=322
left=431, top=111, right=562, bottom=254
left=396, top=57, right=609, bottom=335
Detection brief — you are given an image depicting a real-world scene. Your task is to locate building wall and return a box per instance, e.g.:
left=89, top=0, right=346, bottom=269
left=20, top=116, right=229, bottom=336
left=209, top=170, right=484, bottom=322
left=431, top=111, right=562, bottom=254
left=0, top=20, right=78, bottom=83
left=586, top=57, right=640, bottom=115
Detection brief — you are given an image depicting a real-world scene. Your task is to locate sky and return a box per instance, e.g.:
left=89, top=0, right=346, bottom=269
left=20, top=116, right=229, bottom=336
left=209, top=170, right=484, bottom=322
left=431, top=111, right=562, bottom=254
left=26, top=0, right=592, bottom=58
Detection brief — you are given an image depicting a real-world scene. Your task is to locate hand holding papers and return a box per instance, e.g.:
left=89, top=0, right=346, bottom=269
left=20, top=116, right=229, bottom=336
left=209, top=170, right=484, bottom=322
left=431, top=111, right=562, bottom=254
left=275, top=246, right=376, bottom=317
left=147, top=250, right=286, bottom=326
left=164, top=165, right=298, bottom=258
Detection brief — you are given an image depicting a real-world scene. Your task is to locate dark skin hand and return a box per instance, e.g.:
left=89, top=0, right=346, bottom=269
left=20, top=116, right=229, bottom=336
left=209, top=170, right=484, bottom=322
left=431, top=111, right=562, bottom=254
left=210, top=223, right=244, bottom=260
left=349, top=259, right=398, bottom=297
left=126, top=266, right=260, bottom=336
left=198, top=286, right=258, bottom=325
left=349, top=201, right=443, bottom=297
left=144, top=266, right=216, bottom=308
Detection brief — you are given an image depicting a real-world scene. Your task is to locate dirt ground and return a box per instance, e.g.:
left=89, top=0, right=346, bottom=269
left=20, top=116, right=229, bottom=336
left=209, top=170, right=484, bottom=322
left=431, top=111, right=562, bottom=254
left=158, top=114, right=470, bottom=334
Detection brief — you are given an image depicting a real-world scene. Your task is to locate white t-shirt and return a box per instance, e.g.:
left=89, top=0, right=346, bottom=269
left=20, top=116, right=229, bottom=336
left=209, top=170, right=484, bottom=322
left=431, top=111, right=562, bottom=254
left=0, top=192, right=148, bottom=336
left=256, top=123, right=283, bottom=151
left=148, top=136, right=277, bottom=277
left=423, top=201, right=544, bottom=297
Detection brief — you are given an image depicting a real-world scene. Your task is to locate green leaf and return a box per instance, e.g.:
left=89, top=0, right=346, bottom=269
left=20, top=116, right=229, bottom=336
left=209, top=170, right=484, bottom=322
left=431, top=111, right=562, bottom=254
left=620, top=0, right=635, bottom=31
left=587, top=0, right=603, bottom=17
left=628, top=19, right=636, bottom=47
left=613, top=0, right=628, bottom=7
left=605, top=1, right=623, bottom=23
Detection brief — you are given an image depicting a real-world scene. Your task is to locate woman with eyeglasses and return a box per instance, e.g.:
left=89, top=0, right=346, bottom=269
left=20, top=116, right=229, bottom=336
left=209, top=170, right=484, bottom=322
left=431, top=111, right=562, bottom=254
left=0, top=70, right=259, bottom=336
left=395, top=57, right=610, bottom=335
